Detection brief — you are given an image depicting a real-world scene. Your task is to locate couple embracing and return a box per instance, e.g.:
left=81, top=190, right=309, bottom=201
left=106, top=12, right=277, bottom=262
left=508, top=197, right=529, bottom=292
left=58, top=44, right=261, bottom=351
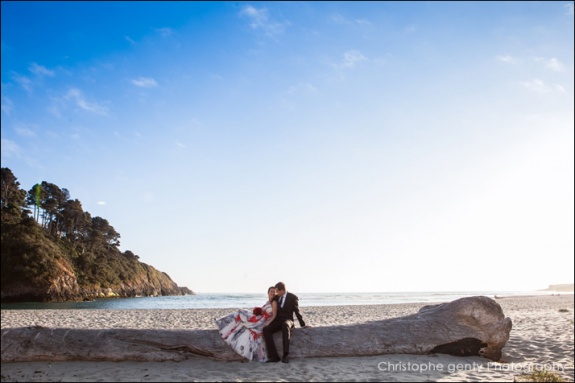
left=215, top=282, right=309, bottom=363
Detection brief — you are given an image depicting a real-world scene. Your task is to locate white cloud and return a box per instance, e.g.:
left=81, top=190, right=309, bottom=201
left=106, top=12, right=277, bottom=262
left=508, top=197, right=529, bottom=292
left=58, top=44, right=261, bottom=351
left=176, top=141, right=186, bottom=149
left=565, top=2, right=574, bottom=16
left=210, top=73, right=224, bottom=82
left=287, top=82, right=318, bottom=94
left=28, top=62, right=55, bottom=77
left=546, top=58, right=565, bottom=72
left=499, top=55, right=567, bottom=73
left=97, top=201, right=107, bottom=205
left=155, top=27, right=174, bottom=37
left=15, top=125, right=37, bottom=138
left=131, top=77, right=158, bottom=88
left=47, top=100, right=63, bottom=118
left=10, top=64, right=55, bottom=93
left=125, top=36, right=136, bottom=44
left=1, top=95, right=14, bottom=115
left=65, top=88, right=108, bottom=115
left=12, top=74, right=33, bottom=92
left=353, top=18, right=371, bottom=26
left=280, top=83, right=319, bottom=110
left=405, top=24, right=417, bottom=33
left=534, top=57, right=566, bottom=72
left=554, top=84, right=567, bottom=93
left=336, top=50, right=367, bottom=69
left=521, top=79, right=566, bottom=93
left=0, top=139, right=21, bottom=158
left=240, top=5, right=287, bottom=37
left=496, top=55, right=515, bottom=63
left=330, top=13, right=371, bottom=27
left=522, top=79, right=548, bottom=92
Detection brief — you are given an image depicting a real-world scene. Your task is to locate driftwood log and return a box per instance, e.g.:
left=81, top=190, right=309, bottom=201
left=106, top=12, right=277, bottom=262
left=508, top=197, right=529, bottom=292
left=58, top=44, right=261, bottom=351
left=1, top=296, right=512, bottom=363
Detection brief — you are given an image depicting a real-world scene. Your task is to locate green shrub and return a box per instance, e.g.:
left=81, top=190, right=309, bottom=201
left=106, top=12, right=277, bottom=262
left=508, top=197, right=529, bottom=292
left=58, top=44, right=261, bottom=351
left=516, top=370, right=564, bottom=382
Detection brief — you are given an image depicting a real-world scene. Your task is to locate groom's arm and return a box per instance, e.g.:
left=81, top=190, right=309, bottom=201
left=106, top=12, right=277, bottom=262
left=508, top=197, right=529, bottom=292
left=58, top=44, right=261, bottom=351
left=292, top=295, right=306, bottom=327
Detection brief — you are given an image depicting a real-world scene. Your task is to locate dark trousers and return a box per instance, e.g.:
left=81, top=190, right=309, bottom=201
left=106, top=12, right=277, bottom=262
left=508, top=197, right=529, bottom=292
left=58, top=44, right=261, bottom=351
left=263, top=319, right=294, bottom=360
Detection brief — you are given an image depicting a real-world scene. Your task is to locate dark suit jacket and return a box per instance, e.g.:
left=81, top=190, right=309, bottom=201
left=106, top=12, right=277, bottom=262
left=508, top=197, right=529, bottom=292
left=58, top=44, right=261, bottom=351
left=276, top=292, right=306, bottom=327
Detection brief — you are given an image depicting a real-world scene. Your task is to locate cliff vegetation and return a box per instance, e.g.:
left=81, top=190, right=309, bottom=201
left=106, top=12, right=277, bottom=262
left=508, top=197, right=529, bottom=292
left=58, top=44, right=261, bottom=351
left=1, top=167, right=193, bottom=303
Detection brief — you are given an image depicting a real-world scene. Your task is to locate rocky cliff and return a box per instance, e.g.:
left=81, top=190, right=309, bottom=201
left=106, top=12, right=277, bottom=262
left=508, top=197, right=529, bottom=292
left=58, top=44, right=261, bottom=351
left=1, top=217, right=194, bottom=303
left=1, top=167, right=195, bottom=303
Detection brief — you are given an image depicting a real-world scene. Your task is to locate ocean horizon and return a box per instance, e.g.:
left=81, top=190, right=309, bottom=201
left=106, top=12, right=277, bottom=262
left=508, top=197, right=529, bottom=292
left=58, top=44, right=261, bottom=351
left=2, top=289, right=571, bottom=310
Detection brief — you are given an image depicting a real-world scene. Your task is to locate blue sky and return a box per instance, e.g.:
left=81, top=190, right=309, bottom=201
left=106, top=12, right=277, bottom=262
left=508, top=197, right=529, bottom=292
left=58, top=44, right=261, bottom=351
left=2, top=2, right=573, bottom=293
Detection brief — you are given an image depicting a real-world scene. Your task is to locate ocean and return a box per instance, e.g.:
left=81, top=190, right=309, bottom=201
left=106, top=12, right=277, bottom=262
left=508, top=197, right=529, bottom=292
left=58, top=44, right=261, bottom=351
left=0, top=290, right=566, bottom=310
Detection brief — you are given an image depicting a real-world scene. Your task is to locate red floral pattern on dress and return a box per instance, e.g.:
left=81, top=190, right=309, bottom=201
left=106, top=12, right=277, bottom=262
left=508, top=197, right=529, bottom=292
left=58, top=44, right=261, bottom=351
left=215, top=300, right=273, bottom=362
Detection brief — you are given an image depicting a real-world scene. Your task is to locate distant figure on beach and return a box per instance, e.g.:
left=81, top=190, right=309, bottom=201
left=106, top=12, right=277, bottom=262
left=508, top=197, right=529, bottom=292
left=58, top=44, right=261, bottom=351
left=215, top=286, right=278, bottom=362
left=263, top=281, right=308, bottom=364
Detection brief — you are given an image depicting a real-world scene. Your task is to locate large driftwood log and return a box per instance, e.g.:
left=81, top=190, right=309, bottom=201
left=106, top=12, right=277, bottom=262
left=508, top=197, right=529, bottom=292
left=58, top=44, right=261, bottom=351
left=1, top=296, right=512, bottom=363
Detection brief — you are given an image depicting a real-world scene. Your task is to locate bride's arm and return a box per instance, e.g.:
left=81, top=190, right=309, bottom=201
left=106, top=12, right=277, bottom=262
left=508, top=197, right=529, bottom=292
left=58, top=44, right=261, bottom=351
left=264, top=300, right=277, bottom=326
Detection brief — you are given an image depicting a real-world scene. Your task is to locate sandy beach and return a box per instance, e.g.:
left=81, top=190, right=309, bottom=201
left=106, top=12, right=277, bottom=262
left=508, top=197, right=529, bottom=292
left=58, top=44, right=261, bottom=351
left=1, top=294, right=573, bottom=382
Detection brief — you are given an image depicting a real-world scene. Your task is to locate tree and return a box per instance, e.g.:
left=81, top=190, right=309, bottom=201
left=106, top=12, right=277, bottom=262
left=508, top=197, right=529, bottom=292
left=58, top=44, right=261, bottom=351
left=2, top=167, right=190, bottom=303
left=1, top=168, right=28, bottom=223
left=1, top=167, right=27, bottom=209
left=25, top=181, right=69, bottom=237
left=90, top=216, right=121, bottom=250
left=59, top=199, right=85, bottom=244
left=122, top=250, right=140, bottom=260
left=26, top=184, right=46, bottom=223
left=40, top=182, right=67, bottom=237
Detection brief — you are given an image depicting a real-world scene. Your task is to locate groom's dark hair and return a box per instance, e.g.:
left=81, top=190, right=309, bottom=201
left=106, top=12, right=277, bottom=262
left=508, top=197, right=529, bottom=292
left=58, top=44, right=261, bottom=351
left=275, top=282, right=286, bottom=291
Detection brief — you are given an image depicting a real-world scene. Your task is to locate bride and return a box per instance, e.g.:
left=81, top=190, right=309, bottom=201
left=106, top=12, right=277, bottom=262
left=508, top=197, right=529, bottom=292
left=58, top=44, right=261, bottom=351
left=215, top=286, right=278, bottom=361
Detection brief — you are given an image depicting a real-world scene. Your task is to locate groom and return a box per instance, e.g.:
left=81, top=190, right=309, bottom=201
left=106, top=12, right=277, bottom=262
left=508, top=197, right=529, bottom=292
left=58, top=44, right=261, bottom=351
left=263, top=281, right=307, bottom=363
